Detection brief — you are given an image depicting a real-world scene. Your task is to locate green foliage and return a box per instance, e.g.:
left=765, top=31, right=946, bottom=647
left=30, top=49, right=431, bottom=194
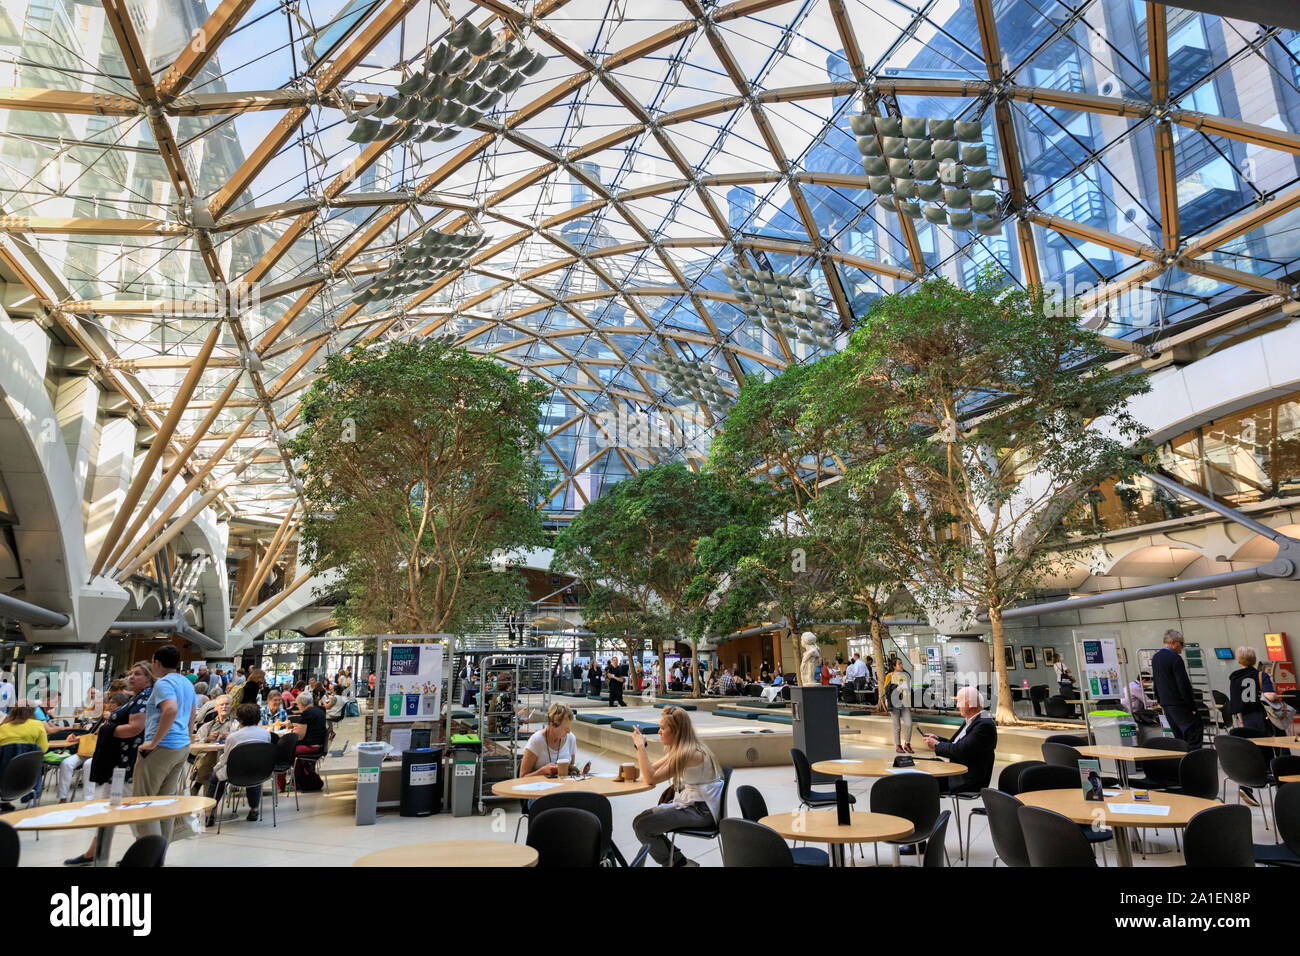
left=291, top=339, right=548, bottom=634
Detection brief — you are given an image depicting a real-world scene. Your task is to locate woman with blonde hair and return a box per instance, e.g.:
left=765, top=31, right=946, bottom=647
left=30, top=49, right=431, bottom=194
left=519, top=702, right=581, bottom=777
left=631, top=706, right=725, bottom=867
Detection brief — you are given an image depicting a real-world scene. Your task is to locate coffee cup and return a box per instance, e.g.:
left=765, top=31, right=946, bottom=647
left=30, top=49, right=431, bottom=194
left=557, top=759, right=570, bottom=778
left=621, top=762, right=638, bottom=782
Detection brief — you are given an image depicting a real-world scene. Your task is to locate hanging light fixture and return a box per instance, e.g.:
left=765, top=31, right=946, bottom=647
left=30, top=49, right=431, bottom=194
left=853, top=112, right=1007, bottom=235
left=350, top=229, right=492, bottom=306
left=649, top=353, right=733, bottom=410
left=346, top=19, right=547, bottom=145
left=721, top=262, right=839, bottom=351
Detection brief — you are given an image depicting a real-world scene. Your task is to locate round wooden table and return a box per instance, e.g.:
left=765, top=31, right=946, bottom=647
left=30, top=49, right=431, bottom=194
left=1280, top=774, right=1300, bottom=784
left=813, top=757, right=967, bottom=778
left=0, top=794, right=215, bottom=866
left=491, top=775, right=653, bottom=799
left=353, top=839, right=538, bottom=867
left=1249, top=736, right=1300, bottom=750
left=189, top=741, right=224, bottom=753
left=47, top=738, right=77, bottom=749
left=1074, top=745, right=1183, bottom=788
left=759, top=810, right=914, bottom=866
left=1018, top=788, right=1220, bottom=867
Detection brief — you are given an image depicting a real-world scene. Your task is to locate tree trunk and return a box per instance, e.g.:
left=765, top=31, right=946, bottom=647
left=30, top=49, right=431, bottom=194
left=689, top=637, right=702, bottom=698
left=657, top=642, right=667, bottom=697
left=989, top=606, right=1019, bottom=725
left=869, top=614, right=889, bottom=715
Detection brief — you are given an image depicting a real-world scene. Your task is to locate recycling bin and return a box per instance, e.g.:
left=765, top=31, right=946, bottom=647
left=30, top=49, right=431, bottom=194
left=400, top=747, right=442, bottom=817
left=450, top=746, right=480, bottom=817
left=354, top=742, right=390, bottom=826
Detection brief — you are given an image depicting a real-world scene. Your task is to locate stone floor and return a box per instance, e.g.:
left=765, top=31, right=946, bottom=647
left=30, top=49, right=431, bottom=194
left=10, top=710, right=1278, bottom=867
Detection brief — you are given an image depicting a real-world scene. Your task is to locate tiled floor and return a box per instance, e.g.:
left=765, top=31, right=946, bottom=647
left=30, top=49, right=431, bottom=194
left=11, top=712, right=1278, bottom=867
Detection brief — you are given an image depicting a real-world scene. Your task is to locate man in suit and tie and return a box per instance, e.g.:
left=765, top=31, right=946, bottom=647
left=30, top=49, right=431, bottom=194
left=1152, top=628, right=1202, bottom=747
left=922, top=686, right=997, bottom=795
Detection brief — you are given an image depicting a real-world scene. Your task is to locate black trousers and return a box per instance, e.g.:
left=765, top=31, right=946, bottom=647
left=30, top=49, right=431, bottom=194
left=1165, top=705, right=1204, bottom=748
left=608, top=680, right=625, bottom=706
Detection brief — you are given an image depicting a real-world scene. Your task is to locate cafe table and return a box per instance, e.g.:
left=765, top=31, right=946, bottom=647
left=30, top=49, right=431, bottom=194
left=1018, top=788, right=1220, bottom=867
left=0, top=795, right=215, bottom=866
left=353, top=840, right=537, bottom=867
left=1073, top=744, right=1183, bottom=788
left=759, top=809, right=915, bottom=866
left=1249, top=735, right=1300, bottom=749
left=491, top=774, right=652, bottom=799
left=813, top=757, right=967, bottom=779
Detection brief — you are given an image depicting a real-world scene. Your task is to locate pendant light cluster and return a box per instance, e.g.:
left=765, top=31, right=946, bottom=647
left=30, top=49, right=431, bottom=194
left=650, top=353, right=732, bottom=410
left=351, top=229, right=491, bottom=306
left=851, top=114, right=1004, bottom=235
left=721, top=263, right=836, bottom=351
left=347, top=20, right=547, bottom=145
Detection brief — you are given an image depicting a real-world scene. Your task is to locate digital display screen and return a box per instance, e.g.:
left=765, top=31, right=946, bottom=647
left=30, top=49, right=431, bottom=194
left=1214, top=647, right=1234, bottom=660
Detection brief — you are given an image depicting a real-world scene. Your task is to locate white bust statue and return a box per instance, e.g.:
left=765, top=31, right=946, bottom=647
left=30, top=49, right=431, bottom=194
left=798, top=631, right=821, bottom=685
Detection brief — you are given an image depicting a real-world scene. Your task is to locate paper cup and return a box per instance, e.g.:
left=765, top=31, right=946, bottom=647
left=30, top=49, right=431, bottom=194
left=621, top=762, right=639, bottom=782
left=557, top=760, right=570, bottom=778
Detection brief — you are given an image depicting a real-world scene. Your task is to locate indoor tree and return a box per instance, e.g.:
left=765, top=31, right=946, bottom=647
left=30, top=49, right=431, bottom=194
left=291, top=339, right=547, bottom=635
left=812, top=273, right=1150, bottom=723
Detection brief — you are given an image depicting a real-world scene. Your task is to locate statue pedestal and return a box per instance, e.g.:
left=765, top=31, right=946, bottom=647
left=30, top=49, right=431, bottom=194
left=791, top=684, right=841, bottom=784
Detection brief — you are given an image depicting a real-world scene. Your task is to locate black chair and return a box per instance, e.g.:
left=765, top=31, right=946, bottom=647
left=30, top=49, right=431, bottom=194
left=1211, top=690, right=1230, bottom=730
left=272, top=732, right=300, bottom=811
left=526, top=792, right=622, bottom=866
left=1029, top=684, right=1050, bottom=717
left=1183, top=805, right=1253, bottom=867
left=1043, top=741, right=1117, bottom=786
left=1018, top=806, right=1099, bottom=867
left=667, top=765, right=732, bottom=864
left=1270, top=755, right=1300, bottom=781
left=734, top=784, right=828, bottom=867
left=869, top=771, right=940, bottom=865
left=1019, top=764, right=1113, bottom=863
left=719, top=818, right=795, bottom=867
left=980, top=789, right=1029, bottom=867
left=1044, top=734, right=1087, bottom=747
left=791, top=748, right=855, bottom=810
left=1127, top=737, right=1188, bottom=790
left=527, top=807, right=602, bottom=867
left=1215, top=735, right=1276, bottom=833
left=0, top=820, right=17, bottom=867
left=118, top=835, right=168, bottom=867
left=922, top=811, right=951, bottom=868
left=1255, top=782, right=1300, bottom=867
left=1176, top=748, right=1220, bottom=800
left=945, top=753, right=995, bottom=864
left=0, top=750, right=43, bottom=809
left=216, top=741, right=277, bottom=832
left=997, top=760, right=1042, bottom=796
left=1045, top=696, right=1075, bottom=719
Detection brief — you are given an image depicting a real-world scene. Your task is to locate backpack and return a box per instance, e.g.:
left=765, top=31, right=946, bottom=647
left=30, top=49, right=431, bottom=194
left=294, top=757, right=325, bottom=792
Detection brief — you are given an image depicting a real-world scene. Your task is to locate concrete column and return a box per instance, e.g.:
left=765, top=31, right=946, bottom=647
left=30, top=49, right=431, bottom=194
left=55, top=374, right=100, bottom=504
left=85, top=416, right=137, bottom=570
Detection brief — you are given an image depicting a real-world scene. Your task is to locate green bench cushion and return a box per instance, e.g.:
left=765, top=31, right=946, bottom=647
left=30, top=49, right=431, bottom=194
left=653, top=701, right=696, bottom=710
left=921, top=715, right=967, bottom=726
left=737, top=700, right=786, bottom=709
left=757, top=713, right=793, bottom=725
left=715, top=709, right=759, bottom=720
left=576, top=712, right=620, bottom=726
left=610, top=720, right=660, bottom=734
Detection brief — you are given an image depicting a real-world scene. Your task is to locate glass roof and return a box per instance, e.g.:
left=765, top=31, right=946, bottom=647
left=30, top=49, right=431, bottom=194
left=2, top=0, right=1300, bottom=524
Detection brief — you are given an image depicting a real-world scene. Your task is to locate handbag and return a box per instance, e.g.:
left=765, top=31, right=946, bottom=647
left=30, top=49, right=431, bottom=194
left=76, top=733, right=98, bottom=757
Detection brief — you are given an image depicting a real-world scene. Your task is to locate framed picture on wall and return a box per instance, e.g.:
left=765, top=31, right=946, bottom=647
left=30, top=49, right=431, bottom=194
left=1021, top=646, right=1037, bottom=669
left=1004, top=646, right=1015, bottom=669
left=1043, top=647, right=1057, bottom=665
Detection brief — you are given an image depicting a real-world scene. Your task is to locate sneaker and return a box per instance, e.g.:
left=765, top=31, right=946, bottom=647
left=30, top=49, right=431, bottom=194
left=895, top=746, right=905, bottom=754
left=1240, top=788, right=1259, bottom=807
left=246, top=810, right=259, bottom=822
left=63, top=854, right=94, bottom=867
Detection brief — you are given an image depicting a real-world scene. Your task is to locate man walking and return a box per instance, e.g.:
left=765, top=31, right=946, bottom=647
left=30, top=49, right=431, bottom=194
left=133, top=644, right=196, bottom=840
left=1151, top=629, right=1202, bottom=748
left=607, top=655, right=628, bottom=707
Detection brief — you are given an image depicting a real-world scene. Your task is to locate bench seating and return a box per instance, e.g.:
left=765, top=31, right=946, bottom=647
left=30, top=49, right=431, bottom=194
left=714, top=709, right=759, bottom=720
left=576, top=712, right=620, bottom=726
left=757, top=713, right=793, bottom=725
left=653, top=701, right=696, bottom=710
left=610, top=720, right=660, bottom=734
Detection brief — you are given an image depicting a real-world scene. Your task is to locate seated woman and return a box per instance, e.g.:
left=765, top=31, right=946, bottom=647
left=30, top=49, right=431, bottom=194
left=57, top=691, right=131, bottom=802
left=631, top=706, right=725, bottom=868
left=0, top=702, right=50, bottom=810
left=260, top=690, right=289, bottom=726
left=205, top=703, right=273, bottom=826
left=519, top=703, right=580, bottom=778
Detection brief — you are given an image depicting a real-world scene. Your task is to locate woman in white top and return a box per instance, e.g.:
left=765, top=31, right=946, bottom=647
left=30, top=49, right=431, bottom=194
left=519, top=703, right=579, bottom=777
left=630, top=705, right=725, bottom=867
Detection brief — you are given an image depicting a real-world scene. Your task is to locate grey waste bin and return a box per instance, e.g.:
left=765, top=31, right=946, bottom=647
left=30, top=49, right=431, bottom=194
left=355, top=742, right=390, bottom=826
left=450, top=747, right=480, bottom=817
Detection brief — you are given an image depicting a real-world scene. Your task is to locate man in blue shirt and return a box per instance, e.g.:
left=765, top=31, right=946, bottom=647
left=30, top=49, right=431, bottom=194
left=133, top=644, right=196, bottom=841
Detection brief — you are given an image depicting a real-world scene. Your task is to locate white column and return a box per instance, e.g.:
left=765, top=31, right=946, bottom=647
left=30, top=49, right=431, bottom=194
left=85, top=416, right=137, bottom=570
left=55, top=374, right=100, bottom=504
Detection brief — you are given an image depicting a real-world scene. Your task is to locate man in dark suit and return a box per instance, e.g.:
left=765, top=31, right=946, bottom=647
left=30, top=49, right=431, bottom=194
left=922, top=686, right=997, bottom=795
left=1152, top=629, right=1202, bottom=747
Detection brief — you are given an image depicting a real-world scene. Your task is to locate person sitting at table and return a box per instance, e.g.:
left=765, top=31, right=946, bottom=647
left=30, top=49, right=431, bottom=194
left=631, top=706, right=725, bottom=868
left=205, top=703, right=272, bottom=826
left=193, top=681, right=210, bottom=708
left=0, top=701, right=50, bottom=809
left=57, top=690, right=130, bottom=802
left=278, top=690, right=328, bottom=791
left=519, top=703, right=579, bottom=778
left=921, top=686, right=997, bottom=795
left=261, top=690, right=289, bottom=726
left=189, top=694, right=234, bottom=795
